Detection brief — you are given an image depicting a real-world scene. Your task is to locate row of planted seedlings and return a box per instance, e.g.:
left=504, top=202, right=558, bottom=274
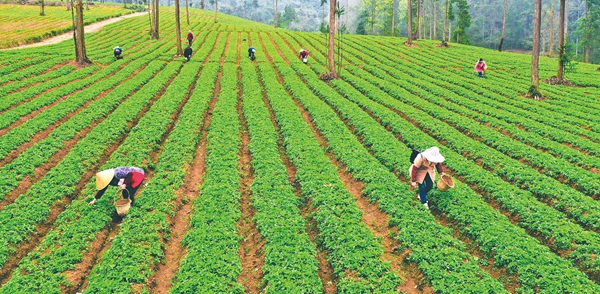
left=378, top=39, right=600, bottom=160
left=239, top=63, right=322, bottom=292
left=267, top=32, right=509, bottom=293
left=324, top=53, right=600, bottom=291
left=0, top=60, right=183, bottom=293
left=0, top=55, right=71, bottom=86
left=334, top=36, right=600, bottom=230
left=342, top=37, right=600, bottom=198
left=381, top=40, right=600, bottom=159
left=0, top=22, right=214, bottom=202
left=334, top=45, right=600, bottom=279
left=169, top=63, right=246, bottom=293
left=289, top=32, right=600, bottom=291
left=363, top=37, right=600, bottom=136
left=0, top=63, right=76, bottom=98
left=0, top=25, right=223, bottom=292
left=0, top=16, right=189, bottom=155
left=408, top=41, right=600, bottom=128
left=253, top=32, right=401, bottom=292
left=83, top=51, right=221, bottom=293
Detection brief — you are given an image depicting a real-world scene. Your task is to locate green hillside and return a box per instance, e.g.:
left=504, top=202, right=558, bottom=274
left=0, top=6, right=599, bottom=294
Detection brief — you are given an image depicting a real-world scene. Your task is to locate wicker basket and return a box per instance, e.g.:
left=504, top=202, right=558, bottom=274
left=114, top=190, right=131, bottom=216
left=437, top=174, right=455, bottom=192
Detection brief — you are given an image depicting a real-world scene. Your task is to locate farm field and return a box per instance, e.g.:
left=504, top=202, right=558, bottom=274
left=0, top=3, right=132, bottom=49
left=1, top=6, right=600, bottom=294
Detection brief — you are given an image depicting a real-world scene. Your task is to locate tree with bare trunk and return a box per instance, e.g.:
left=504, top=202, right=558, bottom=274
left=548, top=0, right=555, bottom=56
left=528, top=0, right=542, bottom=99
left=186, top=0, right=190, bottom=25
left=327, top=0, right=336, bottom=74
left=498, top=0, right=507, bottom=51
left=151, top=0, right=160, bottom=39
left=392, top=0, right=397, bottom=36
left=72, top=0, right=91, bottom=66
left=175, top=0, right=183, bottom=56
left=201, top=0, right=204, bottom=9
left=442, top=0, right=448, bottom=45
left=40, top=0, right=45, bottom=16
left=557, top=0, right=566, bottom=80
left=416, top=0, right=421, bottom=39
left=406, top=0, right=413, bottom=45
left=214, top=0, right=218, bottom=23
left=433, top=0, right=437, bottom=40
left=274, top=0, right=279, bottom=27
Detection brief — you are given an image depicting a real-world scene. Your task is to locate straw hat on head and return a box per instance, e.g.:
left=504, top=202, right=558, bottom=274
left=96, top=169, right=115, bottom=190
left=422, top=147, right=445, bottom=163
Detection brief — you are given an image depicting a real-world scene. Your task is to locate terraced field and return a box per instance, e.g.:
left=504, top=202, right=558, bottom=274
left=0, top=6, right=599, bottom=293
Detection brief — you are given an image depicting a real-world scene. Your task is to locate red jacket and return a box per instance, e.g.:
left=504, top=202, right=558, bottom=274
left=298, top=50, right=309, bottom=59
left=186, top=32, right=194, bottom=40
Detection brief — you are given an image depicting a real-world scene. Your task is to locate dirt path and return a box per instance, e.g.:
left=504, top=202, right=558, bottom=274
left=2, top=11, right=147, bottom=50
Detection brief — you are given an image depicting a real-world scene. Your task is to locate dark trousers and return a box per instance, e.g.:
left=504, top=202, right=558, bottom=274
left=418, top=173, right=434, bottom=204
left=188, top=39, right=193, bottom=46
left=123, top=185, right=140, bottom=204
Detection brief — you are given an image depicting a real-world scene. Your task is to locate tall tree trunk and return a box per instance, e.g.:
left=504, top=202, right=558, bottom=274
left=443, top=0, right=448, bottom=43
left=416, top=0, right=421, bottom=39
left=74, top=0, right=91, bottom=65
left=548, top=0, right=555, bottom=56
left=392, top=0, right=397, bottom=36
left=407, top=0, right=413, bottom=44
left=274, top=0, right=278, bottom=27
left=557, top=0, right=565, bottom=80
left=328, top=0, right=336, bottom=74
left=151, top=0, right=159, bottom=39
left=40, top=0, right=45, bottom=16
left=175, top=0, right=183, bottom=55
left=499, top=0, right=507, bottom=51
left=433, top=0, right=436, bottom=40
left=214, top=0, right=218, bottom=23
left=201, top=0, right=204, bottom=9
left=86, top=0, right=89, bottom=10
left=530, top=0, right=542, bottom=98
left=186, top=0, right=189, bottom=25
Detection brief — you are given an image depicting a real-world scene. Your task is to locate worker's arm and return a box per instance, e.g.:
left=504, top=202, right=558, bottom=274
left=89, top=185, right=109, bottom=205
left=436, top=163, right=444, bottom=174
left=411, top=155, right=424, bottom=182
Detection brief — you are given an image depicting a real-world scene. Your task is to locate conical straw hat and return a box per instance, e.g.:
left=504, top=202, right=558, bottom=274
left=96, top=169, right=115, bottom=190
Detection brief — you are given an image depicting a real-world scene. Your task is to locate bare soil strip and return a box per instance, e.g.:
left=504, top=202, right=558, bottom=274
left=253, top=33, right=336, bottom=293
left=147, top=32, right=226, bottom=294
left=2, top=11, right=148, bottom=50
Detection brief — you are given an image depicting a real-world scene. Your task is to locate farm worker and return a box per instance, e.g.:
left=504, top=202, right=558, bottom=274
left=184, top=45, right=193, bottom=62
left=89, top=166, right=145, bottom=206
left=186, top=30, right=194, bottom=46
left=474, top=58, right=487, bottom=78
left=248, top=46, right=256, bottom=60
left=298, top=48, right=309, bottom=64
left=409, top=147, right=445, bottom=209
left=113, top=46, right=123, bottom=60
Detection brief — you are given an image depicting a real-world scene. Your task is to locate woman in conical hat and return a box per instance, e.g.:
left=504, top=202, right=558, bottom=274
left=89, top=166, right=145, bottom=206
left=409, top=147, right=445, bottom=209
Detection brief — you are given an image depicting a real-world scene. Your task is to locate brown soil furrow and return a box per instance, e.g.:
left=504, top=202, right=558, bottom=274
left=253, top=33, right=335, bottom=293
left=0, top=62, right=184, bottom=289
left=147, top=32, right=227, bottom=294
left=0, top=63, right=128, bottom=137
left=236, top=46, right=265, bottom=292
left=262, top=32, right=436, bottom=293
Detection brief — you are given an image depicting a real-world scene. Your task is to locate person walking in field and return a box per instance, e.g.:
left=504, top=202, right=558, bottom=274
left=113, top=46, right=123, bottom=60
left=409, top=147, right=445, bottom=209
left=298, top=48, right=309, bottom=64
left=186, top=30, right=194, bottom=47
left=474, top=58, right=487, bottom=78
left=184, top=45, right=193, bottom=62
left=89, top=166, right=145, bottom=206
left=248, top=46, right=256, bottom=61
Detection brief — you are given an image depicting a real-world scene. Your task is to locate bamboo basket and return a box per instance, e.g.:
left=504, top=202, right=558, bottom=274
left=114, top=190, right=131, bottom=217
left=437, top=174, right=455, bottom=192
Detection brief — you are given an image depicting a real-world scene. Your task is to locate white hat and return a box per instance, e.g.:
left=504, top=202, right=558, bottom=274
left=96, top=169, right=115, bottom=190
left=113, top=46, right=120, bottom=50
left=421, top=147, right=445, bottom=163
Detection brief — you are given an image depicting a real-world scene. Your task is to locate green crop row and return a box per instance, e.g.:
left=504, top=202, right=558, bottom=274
left=268, top=33, right=508, bottom=293
left=0, top=56, right=70, bottom=85
left=84, top=54, right=215, bottom=294
left=240, top=63, right=322, bottom=292
left=0, top=61, right=184, bottom=293
left=170, top=63, right=245, bottom=293
left=329, top=64, right=600, bottom=292
left=0, top=64, right=75, bottom=98
left=256, top=34, right=400, bottom=291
